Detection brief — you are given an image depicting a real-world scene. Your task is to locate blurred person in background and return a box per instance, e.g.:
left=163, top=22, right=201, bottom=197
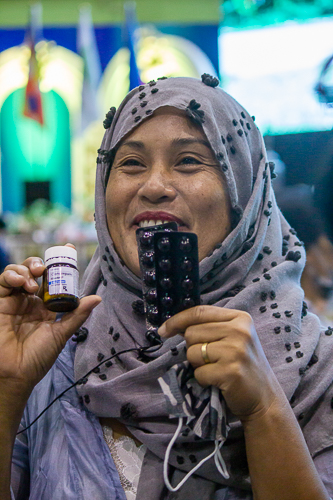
left=268, top=147, right=333, bottom=325
left=277, top=196, right=333, bottom=326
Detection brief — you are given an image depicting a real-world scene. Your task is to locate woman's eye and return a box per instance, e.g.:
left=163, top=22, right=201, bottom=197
left=178, top=156, right=200, bottom=165
left=122, top=159, right=143, bottom=166
left=115, top=158, right=146, bottom=173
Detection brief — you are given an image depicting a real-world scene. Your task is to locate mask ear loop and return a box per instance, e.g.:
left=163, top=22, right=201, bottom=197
left=163, top=417, right=230, bottom=493
left=214, top=441, right=229, bottom=478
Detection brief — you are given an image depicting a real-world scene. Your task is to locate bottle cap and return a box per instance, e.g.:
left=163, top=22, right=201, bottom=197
left=45, top=246, right=77, bottom=266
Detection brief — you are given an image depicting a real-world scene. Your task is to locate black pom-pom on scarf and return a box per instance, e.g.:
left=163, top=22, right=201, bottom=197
left=132, top=299, right=145, bottom=316
left=72, top=327, right=89, bottom=343
left=186, top=99, right=205, bottom=124
left=103, top=107, right=116, bottom=129
left=201, top=73, right=219, bottom=88
left=120, top=402, right=139, bottom=421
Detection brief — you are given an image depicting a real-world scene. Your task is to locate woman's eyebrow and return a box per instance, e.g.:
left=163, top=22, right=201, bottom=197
left=119, top=140, right=145, bottom=150
left=171, top=137, right=212, bottom=149
left=118, top=137, right=212, bottom=152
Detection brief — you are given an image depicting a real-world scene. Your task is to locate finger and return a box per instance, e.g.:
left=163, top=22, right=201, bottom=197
left=158, top=306, right=243, bottom=339
left=64, top=243, right=76, bottom=249
left=19, top=257, right=46, bottom=277
left=1, top=264, right=41, bottom=295
left=183, top=321, right=234, bottom=347
left=0, top=269, right=39, bottom=297
left=1, top=258, right=45, bottom=295
left=193, top=363, right=226, bottom=389
left=0, top=270, right=26, bottom=296
left=187, top=340, right=221, bottom=368
left=53, top=295, right=102, bottom=344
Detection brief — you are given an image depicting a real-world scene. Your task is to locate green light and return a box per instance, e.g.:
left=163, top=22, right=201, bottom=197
left=1, top=88, right=71, bottom=211
left=221, top=0, right=333, bottom=28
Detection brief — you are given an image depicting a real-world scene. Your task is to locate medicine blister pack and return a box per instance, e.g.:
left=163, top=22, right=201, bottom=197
left=136, top=223, right=200, bottom=333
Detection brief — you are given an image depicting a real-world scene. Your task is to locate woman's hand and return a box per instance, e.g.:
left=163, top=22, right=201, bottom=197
left=0, top=253, right=101, bottom=401
left=158, top=306, right=281, bottom=422
left=0, top=250, right=101, bottom=499
left=159, top=306, right=331, bottom=500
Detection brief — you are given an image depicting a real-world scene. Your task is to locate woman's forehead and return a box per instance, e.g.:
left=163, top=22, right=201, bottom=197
left=116, top=106, right=209, bottom=149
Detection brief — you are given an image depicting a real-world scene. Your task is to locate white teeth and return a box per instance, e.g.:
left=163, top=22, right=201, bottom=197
left=138, top=220, right=149, bottom=228
left=138, top=219, right=171, bottom=228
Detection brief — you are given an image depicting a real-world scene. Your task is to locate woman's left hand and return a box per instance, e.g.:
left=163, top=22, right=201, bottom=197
left=158, top=306, right=282, bottom=422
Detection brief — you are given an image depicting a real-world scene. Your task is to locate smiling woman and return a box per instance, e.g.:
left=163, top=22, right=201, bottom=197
left=1, top=76, right=333, bottom=500
left=106, top=107, right=231, bottom=275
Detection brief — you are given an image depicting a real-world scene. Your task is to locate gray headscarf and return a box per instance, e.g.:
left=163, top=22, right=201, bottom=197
left=74, top=76, right=333, bottom=499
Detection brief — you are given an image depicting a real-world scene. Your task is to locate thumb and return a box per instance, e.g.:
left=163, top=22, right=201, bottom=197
left=53, top=295, right=101, bottom=342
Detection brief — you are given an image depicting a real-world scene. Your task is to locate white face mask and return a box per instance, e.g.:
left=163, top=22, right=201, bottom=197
left=162, top=413, right=229, bottom=493
left=158, top=363, right=230, bottom=492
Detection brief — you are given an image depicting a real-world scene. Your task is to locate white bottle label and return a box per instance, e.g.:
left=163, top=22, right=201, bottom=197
left=48, top=266, right=79, bottom=296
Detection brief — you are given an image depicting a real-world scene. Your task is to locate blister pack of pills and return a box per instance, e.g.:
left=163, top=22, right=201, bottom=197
left=136, top=223, right=200, bottom=335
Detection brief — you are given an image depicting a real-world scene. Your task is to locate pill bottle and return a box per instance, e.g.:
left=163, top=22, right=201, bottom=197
left=43, top=246, right=79, bottom=312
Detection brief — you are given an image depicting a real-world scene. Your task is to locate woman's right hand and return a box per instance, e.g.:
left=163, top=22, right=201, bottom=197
left=0, top=254, right=101, bottom=406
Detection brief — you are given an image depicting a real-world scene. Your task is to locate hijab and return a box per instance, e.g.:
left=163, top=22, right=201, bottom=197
left=74, top=76, right=333, bottom=498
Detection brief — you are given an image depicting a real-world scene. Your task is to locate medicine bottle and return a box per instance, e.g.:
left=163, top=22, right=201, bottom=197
left=43, top=246, right=79, bottom=312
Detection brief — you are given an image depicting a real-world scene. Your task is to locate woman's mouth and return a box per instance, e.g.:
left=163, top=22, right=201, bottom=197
left=133, top=212, right=185, bottom=229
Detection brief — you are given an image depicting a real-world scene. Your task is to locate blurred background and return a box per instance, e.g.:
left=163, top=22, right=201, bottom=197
left=0, top=0, right=333, bottom=319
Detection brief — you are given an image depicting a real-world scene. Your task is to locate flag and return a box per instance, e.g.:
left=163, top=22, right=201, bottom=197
left=124, top=2, right=142, bottom=90
left=23, top=2, right=44, bottom=125
left=77, top=4, right=102, bottom=131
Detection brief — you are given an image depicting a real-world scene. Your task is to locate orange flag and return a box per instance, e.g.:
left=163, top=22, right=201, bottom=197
left=23, top=3, right=44, bottom=125
left=23, top=40, right=43, bottom=125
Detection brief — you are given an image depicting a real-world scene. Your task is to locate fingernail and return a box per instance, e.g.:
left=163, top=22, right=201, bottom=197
left=29, top=279, right=38, bottom=287
left=158, top=324, right=166, bottom=337
left=33, top=260, right=44, bottom=268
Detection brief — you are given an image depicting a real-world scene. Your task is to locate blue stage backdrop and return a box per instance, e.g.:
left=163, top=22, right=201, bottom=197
left=0, top=24, right=219, bottom=75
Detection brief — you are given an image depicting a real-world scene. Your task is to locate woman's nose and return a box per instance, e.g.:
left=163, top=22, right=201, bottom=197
left=138, top=167, right=176, bottom=203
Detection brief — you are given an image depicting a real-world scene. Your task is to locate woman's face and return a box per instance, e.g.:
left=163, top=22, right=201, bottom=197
left=106, top=107, right=231, bottom=276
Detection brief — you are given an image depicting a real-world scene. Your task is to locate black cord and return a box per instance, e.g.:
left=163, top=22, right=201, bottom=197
left=16, top=341, right=163, bottom=435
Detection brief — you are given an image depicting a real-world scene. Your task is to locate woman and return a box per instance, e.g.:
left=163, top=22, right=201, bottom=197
left=0, top=76, right=332, bottom=500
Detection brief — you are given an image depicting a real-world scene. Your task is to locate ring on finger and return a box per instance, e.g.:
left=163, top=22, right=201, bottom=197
left=201, top=342, right=211, bottom=364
